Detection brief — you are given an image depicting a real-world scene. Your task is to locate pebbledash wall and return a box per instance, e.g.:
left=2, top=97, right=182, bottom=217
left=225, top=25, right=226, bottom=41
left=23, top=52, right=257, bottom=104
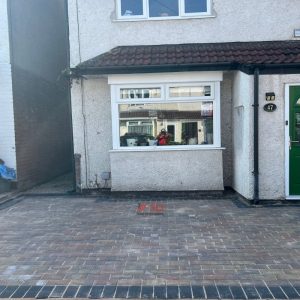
left=68, top=0, right=300, bottom=198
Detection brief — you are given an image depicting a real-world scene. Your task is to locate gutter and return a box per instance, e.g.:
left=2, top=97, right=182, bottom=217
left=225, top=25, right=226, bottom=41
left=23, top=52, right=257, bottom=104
left=253, top=68, right=260, bottom=205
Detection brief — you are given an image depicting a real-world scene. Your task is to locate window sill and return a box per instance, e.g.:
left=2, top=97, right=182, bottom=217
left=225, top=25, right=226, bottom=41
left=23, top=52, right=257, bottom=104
left=113, top=14, right=215, bottom=22
left=110, top=146, right=225, bottom=153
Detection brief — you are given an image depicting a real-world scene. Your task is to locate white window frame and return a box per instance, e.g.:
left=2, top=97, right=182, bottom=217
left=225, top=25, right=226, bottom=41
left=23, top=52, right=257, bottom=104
left=116, top=0, right=212, bottom=21
left=110, top=79, right=221, bottom=150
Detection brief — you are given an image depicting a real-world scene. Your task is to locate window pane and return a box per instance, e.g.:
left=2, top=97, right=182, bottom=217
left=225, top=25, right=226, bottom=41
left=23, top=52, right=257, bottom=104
left=121, top=0, right=143, bottom=16
left=149, top=0, right=179, bottom=17
left=119, top=102, right=213, bottom=146
left=184, top=0, right=207, bottom=13
left=120, top=88, right=161, bottom=99
left=169, top=86, right=211, bottom=97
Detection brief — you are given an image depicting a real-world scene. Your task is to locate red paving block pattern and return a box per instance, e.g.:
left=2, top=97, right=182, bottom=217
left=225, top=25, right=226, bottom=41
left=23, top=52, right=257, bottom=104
left=137, top=202, right=165, bottom=215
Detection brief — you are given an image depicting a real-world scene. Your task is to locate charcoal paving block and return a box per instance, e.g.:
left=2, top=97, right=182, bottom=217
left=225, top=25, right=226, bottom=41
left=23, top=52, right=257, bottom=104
left=0, top=286, right=19, bottom=298
left=115, top=286, right=129, bottom=298
left=230, top=286, right=246, bottom=300
left=89, top=286, right=104, bottom=299
left=128, top=286, right=141, bottom=299
left=280, top=285, right=300, bottom=299
left=192, top=286, right=205, bottom=299
left=76, top=286, right=92, bottom=298
left=50, top=286, right=67, bottom=298
left=24, top=286, right=43, bottom=298
left=241, top=286, right=259, bottom=300
left=205, top=285, right=219, bottom=299
left=167, top=286, right=178, bottom=299
left=0, top=287, right=6, bottom=296
left=141, top=286, right=153, bottom=299
left=11, top=286, right=31, bottom=298
left=36, top=286, right=55, bottom=299
left=63, top=286, right=79, bottom=298
left=217, top=285, right=233, bottom=299
left=102, top=285, right=117, bottom=298
left=154, top=286, right=166, bottom=299
left=179, top=286, right=192, bottom=299
left=255, top=286, right=274, bottom=299
left=268, top=286, right=287, bottom=299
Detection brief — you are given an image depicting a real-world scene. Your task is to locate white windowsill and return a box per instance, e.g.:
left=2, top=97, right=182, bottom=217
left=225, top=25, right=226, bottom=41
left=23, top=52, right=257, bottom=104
left=110, top=146, right=225, bottom=153
left=113, top=14, right=215, bottom=22
left=285, top=195, right=300, bottom=200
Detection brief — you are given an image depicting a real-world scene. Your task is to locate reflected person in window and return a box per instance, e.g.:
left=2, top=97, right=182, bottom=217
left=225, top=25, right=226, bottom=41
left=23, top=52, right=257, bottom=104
left=156, top=128, right=170, bottom=146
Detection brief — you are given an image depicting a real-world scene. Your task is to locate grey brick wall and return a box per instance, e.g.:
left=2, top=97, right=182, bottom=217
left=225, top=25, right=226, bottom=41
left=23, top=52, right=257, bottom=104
left=8, top=0, right=73, bottom=190
left=12, top=67, right=72, bottom=190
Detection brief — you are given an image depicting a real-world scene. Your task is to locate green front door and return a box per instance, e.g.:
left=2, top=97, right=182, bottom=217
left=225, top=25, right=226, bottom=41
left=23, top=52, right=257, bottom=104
left=289, top=86, right=300, bottom=195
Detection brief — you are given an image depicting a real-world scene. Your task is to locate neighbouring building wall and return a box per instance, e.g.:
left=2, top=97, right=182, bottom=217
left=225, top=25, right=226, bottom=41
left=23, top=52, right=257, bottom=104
left=0, top=0, right=16, bottom=169
left=259, top=74, right=300, bottom=200
left=232, top=71, right=254, bottom=199
left=8, top=0, right=72, bottom=190
left=68, top=0, right=300, bottom=67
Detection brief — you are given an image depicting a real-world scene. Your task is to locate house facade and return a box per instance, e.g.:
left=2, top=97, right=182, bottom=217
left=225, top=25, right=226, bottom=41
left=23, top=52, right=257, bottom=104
left=0, top=0, right=73, bottom=191
left=68, top=0, right=300, bottom=200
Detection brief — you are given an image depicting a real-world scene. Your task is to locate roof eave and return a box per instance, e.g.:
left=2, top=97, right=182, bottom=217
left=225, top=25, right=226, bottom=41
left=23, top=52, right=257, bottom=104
left=70, top=62, right=300, bottom=77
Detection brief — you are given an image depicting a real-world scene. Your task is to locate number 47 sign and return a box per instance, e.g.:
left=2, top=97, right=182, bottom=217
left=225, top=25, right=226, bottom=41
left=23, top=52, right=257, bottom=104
left=264, top=103, right=277, bottom=112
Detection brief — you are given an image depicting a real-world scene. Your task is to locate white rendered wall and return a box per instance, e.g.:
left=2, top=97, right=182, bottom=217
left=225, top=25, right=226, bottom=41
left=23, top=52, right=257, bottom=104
left=0, top=0, right=16, bottom=169
left=68, top=0, right=300, bottom=67
left=232, top=71, right=253, bottom=199
left=71, top=77, right=112, bottom=188
left=259, top=74, right=300, bottom=200
left=110, top=149, right=224, bottom=191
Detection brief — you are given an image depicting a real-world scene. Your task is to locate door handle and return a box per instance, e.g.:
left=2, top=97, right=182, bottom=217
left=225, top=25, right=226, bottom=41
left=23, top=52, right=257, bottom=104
left=291, top=140, right=300, bottom=143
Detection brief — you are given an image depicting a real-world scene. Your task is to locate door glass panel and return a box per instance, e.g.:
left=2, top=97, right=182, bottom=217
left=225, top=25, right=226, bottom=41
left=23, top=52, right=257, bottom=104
left=296, top=113, right=300, bottom=144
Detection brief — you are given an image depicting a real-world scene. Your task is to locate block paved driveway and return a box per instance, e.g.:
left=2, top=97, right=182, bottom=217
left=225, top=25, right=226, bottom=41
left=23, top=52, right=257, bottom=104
left=0, top=195, right=299, bottom=299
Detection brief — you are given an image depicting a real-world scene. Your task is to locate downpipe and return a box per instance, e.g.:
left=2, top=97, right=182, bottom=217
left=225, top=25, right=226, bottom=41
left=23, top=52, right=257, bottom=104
left=253, top=68, right=260, bottom=205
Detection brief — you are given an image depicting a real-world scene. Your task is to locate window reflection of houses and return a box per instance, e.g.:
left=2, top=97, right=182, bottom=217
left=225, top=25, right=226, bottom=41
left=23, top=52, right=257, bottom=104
left=119, top=102, right=213, bottom=146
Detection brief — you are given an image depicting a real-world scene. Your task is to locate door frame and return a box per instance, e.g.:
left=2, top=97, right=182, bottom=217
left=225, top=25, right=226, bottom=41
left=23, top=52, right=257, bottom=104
left=285, top=83, right=300, bottom=199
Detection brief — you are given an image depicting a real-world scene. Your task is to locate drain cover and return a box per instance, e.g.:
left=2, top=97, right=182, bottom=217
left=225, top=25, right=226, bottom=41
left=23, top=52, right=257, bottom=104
left=137, top=202, right=165, bottom=215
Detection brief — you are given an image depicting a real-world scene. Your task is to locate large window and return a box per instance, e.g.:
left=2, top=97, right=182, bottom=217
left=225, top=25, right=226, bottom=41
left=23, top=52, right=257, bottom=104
left=117, top=0, right=211, bottom=20
left=110, top=79, right=221, bottom=149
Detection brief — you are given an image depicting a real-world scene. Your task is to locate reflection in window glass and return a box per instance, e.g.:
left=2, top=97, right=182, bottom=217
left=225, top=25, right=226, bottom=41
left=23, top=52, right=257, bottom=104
left=121, top=0, right=143, bottom=16
left=296, top=98, right=300, bottom=105
left=149, top=0, right=179, bottom=17
left=184, top=0, right=207, bottom=13
left=169, top=86, right=211, bottom=97
left=119, top=102, right=213, bottom=146
left=120, top=88, right=161, bottom=99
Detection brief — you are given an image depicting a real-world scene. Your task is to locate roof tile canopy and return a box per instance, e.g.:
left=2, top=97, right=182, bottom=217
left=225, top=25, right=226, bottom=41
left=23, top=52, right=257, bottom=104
left=75, top=41, right=300, bottom=75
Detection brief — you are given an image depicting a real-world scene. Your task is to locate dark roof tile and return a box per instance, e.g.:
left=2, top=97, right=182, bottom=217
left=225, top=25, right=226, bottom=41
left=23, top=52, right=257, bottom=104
left=77, top=40, right=300, bottom=72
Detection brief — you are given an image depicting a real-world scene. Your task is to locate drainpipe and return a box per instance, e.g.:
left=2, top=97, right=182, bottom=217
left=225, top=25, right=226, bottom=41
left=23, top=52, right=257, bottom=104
left=253, top=68, right=260, bottom=204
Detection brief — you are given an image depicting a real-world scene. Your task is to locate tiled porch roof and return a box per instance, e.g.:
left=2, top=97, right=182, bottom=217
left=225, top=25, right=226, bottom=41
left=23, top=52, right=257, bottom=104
left=74, top=40, right=300, bottom=75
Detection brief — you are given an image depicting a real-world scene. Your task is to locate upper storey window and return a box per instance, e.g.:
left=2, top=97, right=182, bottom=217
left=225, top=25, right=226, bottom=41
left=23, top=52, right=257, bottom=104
left=117, top=0, right=211, bottom=20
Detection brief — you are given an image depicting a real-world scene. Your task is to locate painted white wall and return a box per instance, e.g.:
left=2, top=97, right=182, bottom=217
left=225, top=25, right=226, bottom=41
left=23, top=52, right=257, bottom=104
left=110, top=149, right=224, bottom=191
left=0, top=0, right=16, bottom=169
left=232, top=71, right=253, bottom=199
left=259, top=74, right=300, bottom=200
left=68, top=0, right=300, bottom=67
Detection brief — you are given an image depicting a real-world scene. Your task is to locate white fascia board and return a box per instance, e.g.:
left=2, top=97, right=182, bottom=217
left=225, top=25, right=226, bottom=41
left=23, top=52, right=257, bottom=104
left=108, top=71, right=223, bottom=85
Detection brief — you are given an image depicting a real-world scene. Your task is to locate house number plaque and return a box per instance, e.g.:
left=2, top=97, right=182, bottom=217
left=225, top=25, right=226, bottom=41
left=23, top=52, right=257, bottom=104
left=264, top=103, right=277, bottom=112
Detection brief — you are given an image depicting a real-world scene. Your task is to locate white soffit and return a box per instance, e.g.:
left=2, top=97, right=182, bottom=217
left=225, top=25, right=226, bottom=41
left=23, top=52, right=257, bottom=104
left=108, top=71, right=223, bottom=85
